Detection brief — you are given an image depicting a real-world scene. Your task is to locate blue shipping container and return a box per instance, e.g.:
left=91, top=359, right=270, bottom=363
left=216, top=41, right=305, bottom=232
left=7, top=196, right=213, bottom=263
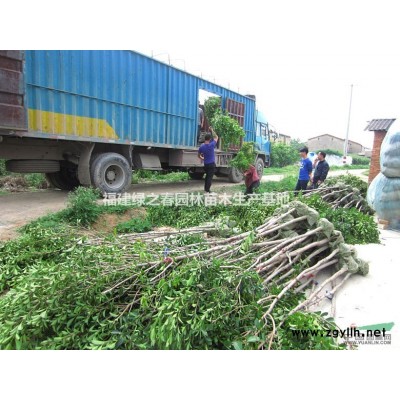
left=24, top=50, right=257, bottom=148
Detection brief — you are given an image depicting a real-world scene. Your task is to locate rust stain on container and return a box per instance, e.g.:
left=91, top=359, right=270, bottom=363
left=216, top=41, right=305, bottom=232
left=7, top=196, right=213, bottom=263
left=0, top=50, right=27, bottom=131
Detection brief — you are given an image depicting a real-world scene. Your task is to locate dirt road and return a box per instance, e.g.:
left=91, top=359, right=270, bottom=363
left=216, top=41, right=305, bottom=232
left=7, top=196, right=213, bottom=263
left=0, top=177, right=239, bottom=240
left=0, top=169, right=368, bottom=241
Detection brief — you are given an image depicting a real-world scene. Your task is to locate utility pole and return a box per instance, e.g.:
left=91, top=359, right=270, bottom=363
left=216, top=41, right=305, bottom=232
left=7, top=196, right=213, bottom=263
left=344, top=84, right=353, bottom=157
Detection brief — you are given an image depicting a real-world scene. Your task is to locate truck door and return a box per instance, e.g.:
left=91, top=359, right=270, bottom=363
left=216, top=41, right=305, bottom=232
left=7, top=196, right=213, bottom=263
left=0, top=51, right=26, bottom=133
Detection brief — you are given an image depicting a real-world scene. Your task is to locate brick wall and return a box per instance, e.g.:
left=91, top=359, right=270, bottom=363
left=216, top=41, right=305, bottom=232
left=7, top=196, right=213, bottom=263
left=368, top=130, right=387, bottom=184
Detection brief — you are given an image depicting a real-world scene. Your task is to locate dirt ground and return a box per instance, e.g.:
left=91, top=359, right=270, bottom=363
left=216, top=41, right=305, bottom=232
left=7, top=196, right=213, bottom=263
left=0, top=177, right=239, bottom=240
left=0, top=169, right=368, bottom=241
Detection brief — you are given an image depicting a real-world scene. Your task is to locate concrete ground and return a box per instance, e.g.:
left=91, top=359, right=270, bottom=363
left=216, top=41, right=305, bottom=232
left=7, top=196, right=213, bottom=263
left=310, top=228, right=400, bottom=350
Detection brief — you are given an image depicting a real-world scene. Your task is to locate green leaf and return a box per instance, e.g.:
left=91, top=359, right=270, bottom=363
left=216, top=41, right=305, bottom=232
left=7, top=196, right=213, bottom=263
left=232, top=341, right=243, bottom=350
left=246, top=335, right=260, bottom=343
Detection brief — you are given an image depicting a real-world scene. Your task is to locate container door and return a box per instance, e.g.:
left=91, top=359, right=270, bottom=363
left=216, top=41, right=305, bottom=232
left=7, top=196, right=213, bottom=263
left=0, top=51, right=26, bottom=132
left=225, top=98, right=245, bottom=150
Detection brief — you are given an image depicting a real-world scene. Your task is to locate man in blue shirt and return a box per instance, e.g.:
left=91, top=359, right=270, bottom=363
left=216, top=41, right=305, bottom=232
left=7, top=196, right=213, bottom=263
left=294, top=147, right=312, bottom=195
left=198, top=128, right=219, bottom=194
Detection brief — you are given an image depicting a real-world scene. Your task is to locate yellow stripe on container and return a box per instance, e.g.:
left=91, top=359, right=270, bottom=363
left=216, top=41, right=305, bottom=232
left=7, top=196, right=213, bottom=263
left=28, top=109, right=119, bottom=139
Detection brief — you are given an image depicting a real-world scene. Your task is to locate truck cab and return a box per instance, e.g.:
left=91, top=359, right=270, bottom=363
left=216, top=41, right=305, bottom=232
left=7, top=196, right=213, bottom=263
left=255, top=110, right=271, bottom=166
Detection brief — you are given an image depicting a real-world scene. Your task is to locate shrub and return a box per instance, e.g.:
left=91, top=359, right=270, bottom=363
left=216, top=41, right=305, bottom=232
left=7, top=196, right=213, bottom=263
left=316, top=149, right=343, bottom=157
left=351, top=155, right=370, bottom=166
left=270, top=142, right=298, bottom=167
left=0, top=160, right=6, bottom=176
left=62, top=187, right=101, bottom=226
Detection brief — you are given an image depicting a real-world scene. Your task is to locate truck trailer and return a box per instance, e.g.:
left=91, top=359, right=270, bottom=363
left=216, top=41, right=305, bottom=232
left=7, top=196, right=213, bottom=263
left=0, top=50, right=270, bottom=193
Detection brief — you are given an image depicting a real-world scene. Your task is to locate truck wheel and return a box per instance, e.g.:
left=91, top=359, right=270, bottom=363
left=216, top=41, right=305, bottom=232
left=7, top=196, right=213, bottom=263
left=255, top=157, right=265, bottom=179
left=228, top=167, right=243, bottom=183
left=91, top=152, right=131, bottom=194
left=45, top=162, right=80, bottom=190
left=188, top=171, right=204, bottom=180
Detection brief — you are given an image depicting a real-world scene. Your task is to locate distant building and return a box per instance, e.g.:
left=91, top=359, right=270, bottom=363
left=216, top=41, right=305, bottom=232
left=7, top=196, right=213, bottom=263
left=307, top=134, right=365, bottom=154
left=273, top=133, right=291, bottom=144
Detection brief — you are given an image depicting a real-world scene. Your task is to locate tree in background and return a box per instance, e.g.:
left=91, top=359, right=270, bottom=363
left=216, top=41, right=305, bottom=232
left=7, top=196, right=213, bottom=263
left=270, top=139, right=306, bottom=168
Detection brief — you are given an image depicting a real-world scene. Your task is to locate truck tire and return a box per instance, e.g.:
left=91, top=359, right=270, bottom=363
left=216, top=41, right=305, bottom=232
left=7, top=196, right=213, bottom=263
left=188, top=171, right=204, bottom=180
left=228, top=167, right=243, bottom=183
left=255, top=157, right=264, bottom=179
left=90, top=152, right=131, bottom=194
left=45, top=162, right=80, bottom=190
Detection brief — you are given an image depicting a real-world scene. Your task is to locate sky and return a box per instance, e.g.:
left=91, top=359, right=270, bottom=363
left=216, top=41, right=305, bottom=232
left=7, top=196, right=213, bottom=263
left=5, top=0, right=400, bottom=149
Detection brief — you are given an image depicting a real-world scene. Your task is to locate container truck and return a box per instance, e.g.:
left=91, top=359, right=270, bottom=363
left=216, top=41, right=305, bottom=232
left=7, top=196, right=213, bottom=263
left=0, top=50, right=270, bottom=193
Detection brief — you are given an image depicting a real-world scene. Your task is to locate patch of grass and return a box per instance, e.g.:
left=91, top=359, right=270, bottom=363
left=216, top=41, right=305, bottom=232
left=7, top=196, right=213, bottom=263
left=115, top=217, right=152, bottom=233
left=0, top=172, right=49, bottom=191
left=62, top=187, right=102, bottom=226
left=22, top=187, right=136, bottom=231
left=264, top=165, right=297, bottom=175
left=0, top=160, right=6, bottom=176
left=330, top=164, right=369, bottom=170
left=132, top=170, right=189, bottom=184
left=258, top=175, right=298, bottom=193
left=24, top=173, right=49, bottom=189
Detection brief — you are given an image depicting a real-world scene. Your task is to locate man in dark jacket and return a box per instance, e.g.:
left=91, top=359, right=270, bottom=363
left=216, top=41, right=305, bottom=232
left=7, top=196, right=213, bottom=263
left=312, top=151, right=330, bottom=189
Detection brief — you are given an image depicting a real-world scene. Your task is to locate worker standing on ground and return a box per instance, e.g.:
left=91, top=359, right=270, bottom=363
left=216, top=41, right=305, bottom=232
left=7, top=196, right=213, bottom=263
left=198, top=127, right=218, bottom=194
left=294, top=147, right=312, bottom=195
left=244, top=164, right=260, bottom=196
left=311, top=151, right=330, bottom=189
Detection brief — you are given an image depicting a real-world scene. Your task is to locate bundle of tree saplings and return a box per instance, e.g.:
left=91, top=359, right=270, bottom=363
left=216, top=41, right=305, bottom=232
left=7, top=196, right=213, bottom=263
left=302, top=183, right=373, bottom=214
left=82, top=201, right=368, bottom=349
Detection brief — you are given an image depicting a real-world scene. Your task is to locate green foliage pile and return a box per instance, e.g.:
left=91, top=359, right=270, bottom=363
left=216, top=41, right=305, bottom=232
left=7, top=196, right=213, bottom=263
left=0, top=203, right=349, bottom=350
left=212, top=113, right=245, bottom=150
left=324, top=174, right=368, bottom=197
left=300, top=194, right=379, bottom=245
left=203, top=97, right=221, bottom=124
left=132, top=170, right=189, bottom=184
left=203, top=96, right=245, bottom=151
left=115, top=217, right=152, bottom=233
left=230, top=142, right=256, bottom=171
left=147, top=202, right=278, bottom=232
